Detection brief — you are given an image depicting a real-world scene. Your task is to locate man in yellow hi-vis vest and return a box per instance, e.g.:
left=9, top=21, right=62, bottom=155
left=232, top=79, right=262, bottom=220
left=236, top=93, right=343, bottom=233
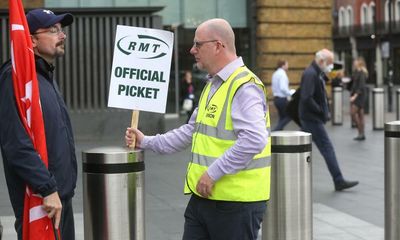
left=126, top=18, right=271, bottom=240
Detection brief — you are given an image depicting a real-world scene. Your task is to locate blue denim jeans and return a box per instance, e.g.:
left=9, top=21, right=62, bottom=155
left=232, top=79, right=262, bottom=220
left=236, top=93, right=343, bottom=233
left=301, top=120, right=344, bottom=183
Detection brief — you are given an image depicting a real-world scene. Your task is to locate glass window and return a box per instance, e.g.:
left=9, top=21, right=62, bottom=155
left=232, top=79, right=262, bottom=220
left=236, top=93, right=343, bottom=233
left=385, top=0, right=389, bottom=22
left=45, top=0, right=247, bottom=28
left=183, top=0, right=216, bottom=28
left=361, top=4, right=368, bottom=25
left=347, top=7, right=353, bottom=26
left=150, top=0, right=181, bottom=26
left=369, top=3, right=375, bottom=24
left=182, top=0, right=246, bottom=28
left=339, top=8, right=345, bottom=27
left=114, top=0, right=150, bottom=6
left=45, top=0, right=79, bottom=7
left=397, top=0, right=400, bottom=21
left=217, top=0, right=246, bottom=28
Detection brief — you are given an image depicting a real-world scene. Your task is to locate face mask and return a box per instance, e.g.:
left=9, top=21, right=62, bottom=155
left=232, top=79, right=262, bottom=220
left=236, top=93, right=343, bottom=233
left=322, top=63, right=334, bottom=73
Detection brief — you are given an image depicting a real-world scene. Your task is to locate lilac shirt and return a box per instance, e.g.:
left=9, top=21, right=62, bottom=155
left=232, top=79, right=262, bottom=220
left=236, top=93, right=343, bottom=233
left=141, top=57, right=269, bottom=181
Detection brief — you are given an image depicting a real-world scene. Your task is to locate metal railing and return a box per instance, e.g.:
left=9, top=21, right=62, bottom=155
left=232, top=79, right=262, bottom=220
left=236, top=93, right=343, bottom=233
left=333, top=21, right=400, bottom=37
left=0, top=8, right=163, bottom=112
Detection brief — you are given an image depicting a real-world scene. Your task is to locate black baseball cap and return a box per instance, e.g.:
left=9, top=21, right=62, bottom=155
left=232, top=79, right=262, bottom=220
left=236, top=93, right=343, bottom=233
left=26, top=9, right=73, bottom=34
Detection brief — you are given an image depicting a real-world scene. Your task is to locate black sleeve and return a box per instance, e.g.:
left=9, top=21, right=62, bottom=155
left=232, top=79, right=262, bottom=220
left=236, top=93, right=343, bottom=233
left=0, top=68, right=57, bottom=197
left=356, top=73, right=367, bottom=95
left=300, top=70, right=322, bottom=114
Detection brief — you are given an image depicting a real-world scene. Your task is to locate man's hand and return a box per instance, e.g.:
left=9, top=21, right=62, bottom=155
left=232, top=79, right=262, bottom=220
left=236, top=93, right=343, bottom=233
left=125, top=127, right=144, bottom=148
left=196, top=172, right=215, bottom=198
left=42, top=192, right=62, bottom=229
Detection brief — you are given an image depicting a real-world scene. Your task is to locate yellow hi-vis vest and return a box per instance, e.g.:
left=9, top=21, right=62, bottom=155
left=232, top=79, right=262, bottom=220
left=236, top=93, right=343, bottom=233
left=184, top=66, right=271, bottom=202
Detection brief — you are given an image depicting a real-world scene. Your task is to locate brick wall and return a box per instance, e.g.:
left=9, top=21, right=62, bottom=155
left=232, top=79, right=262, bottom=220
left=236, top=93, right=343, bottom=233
left=0, top=0, right=44, bottom=9
left=256, top=0, right=333, bottom=97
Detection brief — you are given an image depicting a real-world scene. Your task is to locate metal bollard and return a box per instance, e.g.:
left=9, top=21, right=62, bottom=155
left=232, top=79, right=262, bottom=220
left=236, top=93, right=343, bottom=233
left=364, top=86, right=370, bottom=114
left=396, top=89, right=400, bottom=120
left=372, top=88, right=385, bottom=130
left=332, top=87, right=343, bottom=125
left=82, top=147, right=145, bottom=240
left=384, top=121, right=400, bottom=240
left=262, top=131, right=312, bottom=240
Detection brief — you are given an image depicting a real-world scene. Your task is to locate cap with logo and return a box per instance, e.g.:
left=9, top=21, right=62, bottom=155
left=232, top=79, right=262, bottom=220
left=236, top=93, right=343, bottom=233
left=26, top=9, right=73, bottom=34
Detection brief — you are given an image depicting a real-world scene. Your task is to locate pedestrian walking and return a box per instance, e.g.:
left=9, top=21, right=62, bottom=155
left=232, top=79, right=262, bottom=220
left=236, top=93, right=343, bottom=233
left=299, top=49, right=359, bottom=191
left=271, top=59, right=292, bottom=131
left=126, top=18, right=270, bottom=240
left=350, top=57, right=368, bottom=141
left=0, top=9, right=77, bottom=239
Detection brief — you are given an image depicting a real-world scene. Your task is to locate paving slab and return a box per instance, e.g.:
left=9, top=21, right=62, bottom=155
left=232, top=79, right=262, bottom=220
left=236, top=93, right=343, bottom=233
left=0, top=89, right=391, bottom=239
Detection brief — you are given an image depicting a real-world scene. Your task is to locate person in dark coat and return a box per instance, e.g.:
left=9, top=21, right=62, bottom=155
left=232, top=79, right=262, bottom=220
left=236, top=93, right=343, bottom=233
left=350, top=57, right=368, bottom=140
left=299, top=49, right=359, bottom=191
left=0, top=9, right=77, bottom=239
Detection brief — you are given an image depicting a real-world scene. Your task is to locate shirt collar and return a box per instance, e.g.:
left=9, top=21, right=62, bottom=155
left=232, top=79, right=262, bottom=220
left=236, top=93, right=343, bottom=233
left=207, top=57, right=244, bottom=82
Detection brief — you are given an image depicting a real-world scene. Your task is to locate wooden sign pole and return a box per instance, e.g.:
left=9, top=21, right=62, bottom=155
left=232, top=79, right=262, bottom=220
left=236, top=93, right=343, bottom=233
left=129, top=110, right=140, bottom=148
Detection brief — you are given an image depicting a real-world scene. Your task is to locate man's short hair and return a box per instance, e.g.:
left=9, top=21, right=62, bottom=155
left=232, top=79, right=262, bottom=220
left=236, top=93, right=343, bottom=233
left=276, top=60, right=287, bottom=69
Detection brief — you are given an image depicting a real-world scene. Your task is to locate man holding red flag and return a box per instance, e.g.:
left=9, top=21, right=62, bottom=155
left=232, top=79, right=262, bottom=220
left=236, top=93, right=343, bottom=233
left=0, top=6, right=77, bottom=240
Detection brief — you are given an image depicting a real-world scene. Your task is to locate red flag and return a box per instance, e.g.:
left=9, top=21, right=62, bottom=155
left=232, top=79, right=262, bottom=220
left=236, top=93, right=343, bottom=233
left=9, top=1, right=59, bottom=239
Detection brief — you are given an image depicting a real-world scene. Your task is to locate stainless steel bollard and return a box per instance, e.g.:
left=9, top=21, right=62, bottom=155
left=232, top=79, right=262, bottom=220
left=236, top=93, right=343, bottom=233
left=384, top=121, right=400, bottom=240
left=82, top=147, right=145, bottom=240
left=396, top=89, right=400, bottom=120
left=262, top=131, right=312, bottom=240
left=372, top=88, right=385, bottom=130
left=332, top=87, right=343, bottom=125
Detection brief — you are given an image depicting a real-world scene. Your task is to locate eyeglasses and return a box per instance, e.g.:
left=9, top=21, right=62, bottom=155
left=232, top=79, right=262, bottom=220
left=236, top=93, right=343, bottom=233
left=33, top=26, right=65, bottom=36
left=193, top=40, right=219, bottom=49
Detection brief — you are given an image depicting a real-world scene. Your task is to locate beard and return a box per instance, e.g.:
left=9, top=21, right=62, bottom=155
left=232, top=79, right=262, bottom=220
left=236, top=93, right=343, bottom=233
left=54, top=41, right=66, bottom=57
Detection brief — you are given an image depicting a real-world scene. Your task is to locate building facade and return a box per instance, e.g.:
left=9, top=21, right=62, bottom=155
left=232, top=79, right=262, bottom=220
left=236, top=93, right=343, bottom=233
left=256, top=0, right=333, bottom=95
left=334, top=0, right=400, bottom=85
left=0, top=0, right=43, bottom=8
left=1, top=0, right=335, bottom=107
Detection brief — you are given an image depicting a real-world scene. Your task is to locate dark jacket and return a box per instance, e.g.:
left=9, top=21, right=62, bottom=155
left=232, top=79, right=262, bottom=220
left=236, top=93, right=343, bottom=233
left=351, top=70, right=367, bottom=95
left=350, top=70, right=367, bottom=108
left=299, top=61, right=330, bottom=123
left=0, top=57, right=77, bottom=219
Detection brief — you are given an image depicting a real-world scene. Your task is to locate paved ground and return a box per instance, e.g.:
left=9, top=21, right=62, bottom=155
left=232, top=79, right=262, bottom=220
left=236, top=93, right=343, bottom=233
left=0, top=90, right=393, bottom=239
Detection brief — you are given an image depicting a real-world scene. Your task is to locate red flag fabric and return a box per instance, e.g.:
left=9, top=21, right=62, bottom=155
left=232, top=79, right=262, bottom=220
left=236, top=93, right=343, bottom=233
left=9, top=1, right=58, bottom=239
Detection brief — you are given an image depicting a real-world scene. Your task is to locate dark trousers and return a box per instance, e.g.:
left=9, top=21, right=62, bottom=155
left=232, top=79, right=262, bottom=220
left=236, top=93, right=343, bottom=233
left=15, top=198, right=75, bottom=240
left=301, top=120, right=344, bottom=183
left=183, top=195, right=266, bottom=240
left=273, top=97, right=291, bottom=131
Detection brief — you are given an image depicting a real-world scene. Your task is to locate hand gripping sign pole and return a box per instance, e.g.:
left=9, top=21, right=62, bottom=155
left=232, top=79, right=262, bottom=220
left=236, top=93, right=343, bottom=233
left=130, top=110, right=140, bottom=148
left=82, top=26, right=174, bottom=240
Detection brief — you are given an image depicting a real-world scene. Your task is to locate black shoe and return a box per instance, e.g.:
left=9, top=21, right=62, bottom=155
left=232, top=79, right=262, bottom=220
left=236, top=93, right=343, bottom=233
left=353, top=135, right=365, bottom=141
left=335, top=180, right=359, bottom=191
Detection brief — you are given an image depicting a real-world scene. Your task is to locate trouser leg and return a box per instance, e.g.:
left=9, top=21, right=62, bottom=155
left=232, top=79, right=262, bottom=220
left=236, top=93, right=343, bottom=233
left=301, top=120, right=344, bottom=183
left=60, top=198, right=75, bottom=240
left=183, top=195, right=266, bottom=240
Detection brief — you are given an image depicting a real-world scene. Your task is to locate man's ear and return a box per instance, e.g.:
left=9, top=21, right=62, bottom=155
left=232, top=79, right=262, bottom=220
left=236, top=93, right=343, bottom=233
left=30, top=35, right=37, bottom=47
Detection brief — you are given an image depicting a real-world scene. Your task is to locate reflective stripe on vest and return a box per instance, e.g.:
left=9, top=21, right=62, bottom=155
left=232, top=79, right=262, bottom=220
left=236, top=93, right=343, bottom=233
left=184, top=66, right=271, bottom=202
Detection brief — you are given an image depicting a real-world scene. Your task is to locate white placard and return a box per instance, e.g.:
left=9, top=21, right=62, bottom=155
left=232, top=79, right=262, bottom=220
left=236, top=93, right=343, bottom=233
left=107, top=25, right=174, bottom=113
